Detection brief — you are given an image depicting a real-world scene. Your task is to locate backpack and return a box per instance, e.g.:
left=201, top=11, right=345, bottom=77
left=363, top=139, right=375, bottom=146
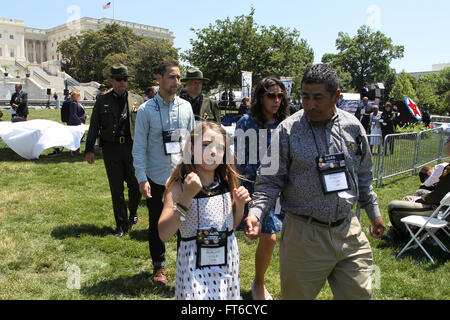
left=61, top=100, right=70, bottom=123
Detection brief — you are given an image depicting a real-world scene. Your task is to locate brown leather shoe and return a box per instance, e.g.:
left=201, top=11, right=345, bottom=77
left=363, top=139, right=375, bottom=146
left=152, top=267, right=168, bottom=285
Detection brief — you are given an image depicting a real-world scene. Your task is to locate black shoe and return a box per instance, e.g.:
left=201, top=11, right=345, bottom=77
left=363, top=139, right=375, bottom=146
left=129, top=214, right=138, bottom=225
left=114, top=230, right=125, bottom=238
left=114, top=227, right=128, bottom=238
left=382, top=228, right=401, bottom=242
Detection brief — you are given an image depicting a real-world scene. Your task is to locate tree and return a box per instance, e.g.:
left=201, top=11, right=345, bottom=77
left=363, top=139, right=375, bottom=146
left=391, top=71, right=417, bottom=102
left=334, top=66, right=355, bottom=93
left=58, top=23, right=178, bottom=92
left=58, top=24, right=138, bottom=83
left=440, top=91, right=450, bottom=115
left=127, top=37, right=178, bottom=92
left=322, top=25, right=404, bottom=91
left=182, top=8, right=313, bottom=99
left=401, top=68, right=450, bottom=115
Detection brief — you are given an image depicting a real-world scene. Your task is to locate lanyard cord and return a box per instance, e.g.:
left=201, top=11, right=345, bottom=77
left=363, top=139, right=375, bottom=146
left=154, top=98, right=181, bottom=130
left=307, top=116, right=345, bottom=156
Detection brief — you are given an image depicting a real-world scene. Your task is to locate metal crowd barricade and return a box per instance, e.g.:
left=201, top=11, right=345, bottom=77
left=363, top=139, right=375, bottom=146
left=377, top=132, right=418, bottom=188
left=366, top=134, right=383, bottom=184
left=415, top=127, right=444, bottom=172
left=376, top=127, right=447, bottom=188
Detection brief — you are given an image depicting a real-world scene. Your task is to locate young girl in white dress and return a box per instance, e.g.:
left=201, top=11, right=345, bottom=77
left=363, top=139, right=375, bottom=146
left=158, top=121, right=251, bottom=300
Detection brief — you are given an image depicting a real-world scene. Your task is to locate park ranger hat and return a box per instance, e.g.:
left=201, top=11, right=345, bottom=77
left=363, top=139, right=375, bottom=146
left=110, top=64, right=131, bottom=78
left=181, top=68, right=210, bottom=82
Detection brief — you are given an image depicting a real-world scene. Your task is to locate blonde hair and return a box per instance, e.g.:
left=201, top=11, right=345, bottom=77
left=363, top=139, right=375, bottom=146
left=70, top=90, right=81, bottom=102
left=164, top=121, right=243, bottom=204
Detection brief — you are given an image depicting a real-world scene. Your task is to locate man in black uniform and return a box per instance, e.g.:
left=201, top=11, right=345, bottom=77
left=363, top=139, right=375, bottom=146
left=85, top=64, right=143, bottom=238
left=380, top=102, right=398, bottom=155
left=421, top=103, right=431, bottom=128
left=10, top=84, right=29, bottom=122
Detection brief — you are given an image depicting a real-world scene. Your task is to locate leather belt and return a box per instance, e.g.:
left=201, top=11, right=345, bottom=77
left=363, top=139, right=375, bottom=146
left=294, top=213, right=347, bottom=228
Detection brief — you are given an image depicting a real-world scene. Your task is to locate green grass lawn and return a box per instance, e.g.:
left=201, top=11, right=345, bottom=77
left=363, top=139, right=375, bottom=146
left=0, top=109, right=449, bottom=300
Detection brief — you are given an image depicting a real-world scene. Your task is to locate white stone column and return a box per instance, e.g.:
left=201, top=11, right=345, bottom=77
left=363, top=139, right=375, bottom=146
left=40, top=41, right=43, bottom=64
left=25, top=41, right=28, bottom=62
left=32, top=40, right=37, bottom=64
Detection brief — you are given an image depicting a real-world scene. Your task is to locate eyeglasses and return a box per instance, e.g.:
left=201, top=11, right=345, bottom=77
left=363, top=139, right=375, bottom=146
left=113, top=77, right=128, bottom=82
left=265, top=92, right=284, bottom=100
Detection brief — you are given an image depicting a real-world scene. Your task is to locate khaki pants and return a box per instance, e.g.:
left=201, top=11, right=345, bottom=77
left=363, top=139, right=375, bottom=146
left=388, top=200, right=433, bottom=237
left=280, top=212, right=373, bottom=300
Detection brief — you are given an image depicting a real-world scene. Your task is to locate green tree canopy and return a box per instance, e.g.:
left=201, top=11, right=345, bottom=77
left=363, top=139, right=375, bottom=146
left=58, top=23, right=178, bottom=92
left=182, top=8, right=314, bottom=99
left=395, top=67, right=450, bottom=115
left=391, top=71, right=417, bottom=102
left=322, top=25, right=404, bottom=92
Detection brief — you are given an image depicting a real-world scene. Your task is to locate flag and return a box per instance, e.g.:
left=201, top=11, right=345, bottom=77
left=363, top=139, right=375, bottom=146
left=103, top=2, right=111, bottom=9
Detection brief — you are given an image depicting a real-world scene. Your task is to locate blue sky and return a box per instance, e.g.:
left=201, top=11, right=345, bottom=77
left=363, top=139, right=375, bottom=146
left=2, top=0, right=449, bottom=73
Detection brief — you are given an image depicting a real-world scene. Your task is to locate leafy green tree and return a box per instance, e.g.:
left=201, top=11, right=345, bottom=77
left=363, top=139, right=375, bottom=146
left=127, top=37, right=178, bottom=92
left=437, top=67, right=450, bottom=95
left=58, top=24, right=138, bottom=83
left=334, top=66, right=356, bottom=93
left=440, top=90, right=450, bottom=115
left=415, top=77, right=439, bottom=108
left=322, top=25, right=404, bottom=91
left=58, top=24, right=178, bottom=92
left=182, top=8, right=313, bottom=99
left=391, top=71, right=417, bottom=102
left=403, top=68, right=450, bottom=115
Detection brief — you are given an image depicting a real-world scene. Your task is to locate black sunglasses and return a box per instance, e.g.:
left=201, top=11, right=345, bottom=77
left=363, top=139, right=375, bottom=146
left=265, top=92, right=284, bottom=100
left=113, top=77, right=128, bottom=82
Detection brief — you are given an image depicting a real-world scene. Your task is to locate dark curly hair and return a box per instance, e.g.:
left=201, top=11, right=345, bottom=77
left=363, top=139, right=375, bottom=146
left=301, top=64, right=339, bottom=95
left=251, top=77, right=290, bottom=128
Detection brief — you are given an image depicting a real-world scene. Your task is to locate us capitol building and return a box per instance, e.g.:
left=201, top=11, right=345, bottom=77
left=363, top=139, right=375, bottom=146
left=0, top=16, right=174, bottom=66
left=0, top=17, right=174, bottom=100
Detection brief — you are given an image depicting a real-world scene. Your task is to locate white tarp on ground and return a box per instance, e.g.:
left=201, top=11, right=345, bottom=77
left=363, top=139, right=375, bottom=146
left=0, top=120, right=88, bottom=160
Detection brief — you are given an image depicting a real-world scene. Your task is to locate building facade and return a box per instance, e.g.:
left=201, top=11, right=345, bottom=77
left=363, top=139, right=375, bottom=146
left=0, top=17, right=175, bottom=65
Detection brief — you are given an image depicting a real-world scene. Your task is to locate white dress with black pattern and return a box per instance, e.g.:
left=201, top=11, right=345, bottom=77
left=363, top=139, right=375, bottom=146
left=175, top=184, right=240, bottom=300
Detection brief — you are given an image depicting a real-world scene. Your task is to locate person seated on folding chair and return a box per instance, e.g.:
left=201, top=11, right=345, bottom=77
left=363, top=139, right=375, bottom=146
left=383, top=137, right=450, bottom=242
left=397, top=191, right=450, bottom=264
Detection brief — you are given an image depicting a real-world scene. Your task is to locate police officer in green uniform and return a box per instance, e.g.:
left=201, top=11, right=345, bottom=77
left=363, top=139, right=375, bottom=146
left=85, top=64, right=143, bottom=238
left=180, top=68, right=221, bottom=124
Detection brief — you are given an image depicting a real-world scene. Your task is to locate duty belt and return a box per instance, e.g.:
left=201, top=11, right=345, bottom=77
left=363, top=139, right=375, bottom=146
left=114, top=136, right=130, bottom=144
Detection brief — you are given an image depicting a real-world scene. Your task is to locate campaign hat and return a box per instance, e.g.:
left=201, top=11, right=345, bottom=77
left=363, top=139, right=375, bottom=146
left=110, top=64, right=131, bottom=78
left=181, top=68, right=210, bottom=82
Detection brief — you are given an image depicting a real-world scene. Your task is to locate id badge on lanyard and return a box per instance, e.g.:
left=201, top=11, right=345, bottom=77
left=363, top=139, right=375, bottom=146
left=196, top=227, right=228, bottom=269
left=162, top=129, right=182, bottom=155
left=156, top=99, right=182, bottom=156
left=316, top=153, right=350, bottom=194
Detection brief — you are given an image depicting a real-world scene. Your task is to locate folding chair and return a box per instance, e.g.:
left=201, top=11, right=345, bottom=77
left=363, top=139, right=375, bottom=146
left=397, top=192, right=450, bottom=263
